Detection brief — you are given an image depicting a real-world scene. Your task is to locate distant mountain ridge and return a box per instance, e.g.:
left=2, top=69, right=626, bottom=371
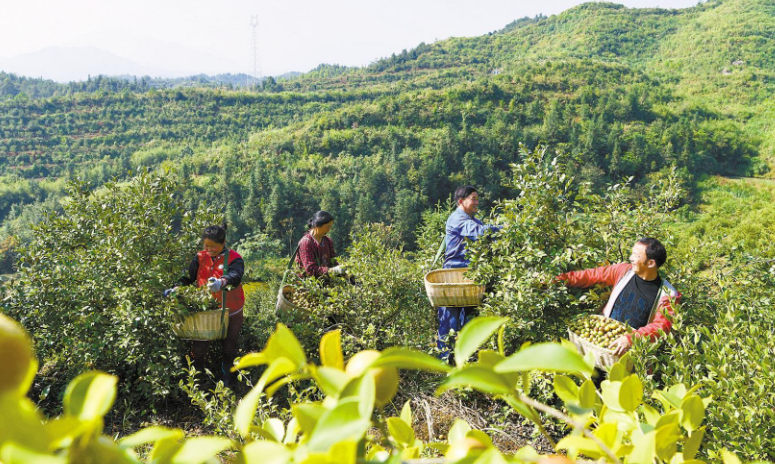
left=488, top=0, right=775, bottom=79
left=4, top=0, right=773, bottom=88
left=2, top=0, right=773, bottom=157
left=274, top=0, right=773, bottom=163
left=272, top=0, right=771, bottom=94
left=0, top=47, right=170, bottom=82
left=0, top=45, right=248, bottom=83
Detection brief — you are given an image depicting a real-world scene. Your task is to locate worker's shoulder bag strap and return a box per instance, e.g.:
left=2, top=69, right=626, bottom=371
left=429, top=235, right=446, bottom=271
left=220, top=249, right=230, bottom=339
left=280, top=244, right=301, bottom=291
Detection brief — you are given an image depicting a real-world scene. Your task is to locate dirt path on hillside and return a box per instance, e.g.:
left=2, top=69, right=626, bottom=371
left=723, top=176, right=775, bottom=184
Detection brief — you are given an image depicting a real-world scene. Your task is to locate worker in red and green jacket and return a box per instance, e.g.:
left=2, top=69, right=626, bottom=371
left=164, top=222, right=245, bottom=387
left=556, top=237, right=680, bottom=355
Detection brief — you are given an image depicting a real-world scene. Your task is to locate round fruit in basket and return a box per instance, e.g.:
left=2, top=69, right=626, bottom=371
left=569, top=315, right=632, bottom=350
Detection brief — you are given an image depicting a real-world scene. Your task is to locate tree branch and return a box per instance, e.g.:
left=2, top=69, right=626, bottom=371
left=518, top=394, right=622, bottom=464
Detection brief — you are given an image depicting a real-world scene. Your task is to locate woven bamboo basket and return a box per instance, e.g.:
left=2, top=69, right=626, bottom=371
left=275, top=285, right=314, bottom=320
left=424, top=268, right=485, bottom=307
left=172, top=310, right=229, bottom=341
left=567, top=315, right=622, bottom=370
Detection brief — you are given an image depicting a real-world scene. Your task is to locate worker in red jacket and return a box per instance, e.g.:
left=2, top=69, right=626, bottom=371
left=556, top=237, right=680, bottom=355
left=164, top=222, right=245, bottom=387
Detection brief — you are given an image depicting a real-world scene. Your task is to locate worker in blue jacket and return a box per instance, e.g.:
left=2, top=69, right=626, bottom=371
left=438, top=185, right=502, bottom=361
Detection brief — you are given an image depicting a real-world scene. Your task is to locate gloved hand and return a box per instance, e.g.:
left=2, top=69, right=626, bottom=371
left=329, top=265, right=345, bottom=276
left=207, top=277, right=225, bottom=292
left=163, top=287, right=178, bottom=298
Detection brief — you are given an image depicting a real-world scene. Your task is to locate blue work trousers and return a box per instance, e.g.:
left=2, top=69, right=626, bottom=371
left=437, top=306, right=477, bottom=362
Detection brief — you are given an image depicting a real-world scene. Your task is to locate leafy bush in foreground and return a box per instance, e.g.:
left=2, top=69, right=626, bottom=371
left=3, top=313, right=755, bottom=464
left=633, top=252, right=775, bottom=461
left=626, top=179, right=775, bottom=461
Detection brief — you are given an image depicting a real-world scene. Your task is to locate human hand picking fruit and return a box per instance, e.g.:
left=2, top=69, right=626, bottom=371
left=610, top=334, right=632, bottom=355
left=206, top=277, right=225, bottom=292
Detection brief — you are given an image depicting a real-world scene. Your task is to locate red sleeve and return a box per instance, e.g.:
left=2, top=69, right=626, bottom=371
left=556, top=263, right=630, bottom=289
left=628, top=292, right=681, bottom=342
left=296, top=237, right=328, bottom=277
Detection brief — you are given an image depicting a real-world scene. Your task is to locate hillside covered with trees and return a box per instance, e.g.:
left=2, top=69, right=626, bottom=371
left=2, top=0, right=774, bottom=271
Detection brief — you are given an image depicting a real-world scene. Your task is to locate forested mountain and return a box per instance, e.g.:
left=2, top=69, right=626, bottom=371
left=0, top=0, right=773, bottom=272
left=0, top=72, right=268, bottom=100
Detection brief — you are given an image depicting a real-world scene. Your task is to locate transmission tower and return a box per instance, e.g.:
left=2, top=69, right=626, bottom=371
left=249, top=15, right=262, bottom=88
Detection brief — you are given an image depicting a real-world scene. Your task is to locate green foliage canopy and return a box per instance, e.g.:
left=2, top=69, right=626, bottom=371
left=4, top=171, right=220, bottom=408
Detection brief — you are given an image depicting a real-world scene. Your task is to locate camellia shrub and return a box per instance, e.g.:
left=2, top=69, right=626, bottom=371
left=467, top=145, right=682, bottom=349
left=279, top=223, right=435, bottom=356
left=632, top=249, right=775, bottom=461
left=231, top=230, right=284, bottom=282
left=2, top=171, right=220, bottom=411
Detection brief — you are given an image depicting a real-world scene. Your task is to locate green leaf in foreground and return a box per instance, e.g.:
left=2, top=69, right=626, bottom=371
left=306, top=399, right=370, bottom=452
left=553, top=374, right=580, bottom=404
left=436, top=366, right=514, bottom=396
left=454, top=317, right=509, bottom=367
left=626, top=430, right=656, bottom=464
left=447, top=419, right=472, bottom=445
left=319, top=330, right=344, bottom=370
left=494, top=342, right=593, bottom=375
left=683, top=426, right=706, bottom=460
left=0, top=443, right=66, bottom=464
left=619, top=374, right=643, bottom=412
left=681, top=395, right=706, bottom=433
left=119, top=426, right=184, bottom=448
left=386, top=417, right=414, bottom=446
left=63, top=371, right=117, bottom=422
left=171, top=437, right=232, bottom=464
left=232, top=323, right=306, bottom=370
left=372, top=347, right=451, bottom=372
left=242, top=441, right=292, bottom=464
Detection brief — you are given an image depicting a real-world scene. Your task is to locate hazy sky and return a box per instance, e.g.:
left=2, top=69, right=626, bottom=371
left=0, top=0, right=701, bottom=77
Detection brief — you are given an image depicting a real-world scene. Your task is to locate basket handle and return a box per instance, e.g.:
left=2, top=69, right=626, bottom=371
left=428, top=235, right=446, bottom=272
left=220, top=249, right=230, bottom=339
left=279, top=244, right=301, bottom=293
